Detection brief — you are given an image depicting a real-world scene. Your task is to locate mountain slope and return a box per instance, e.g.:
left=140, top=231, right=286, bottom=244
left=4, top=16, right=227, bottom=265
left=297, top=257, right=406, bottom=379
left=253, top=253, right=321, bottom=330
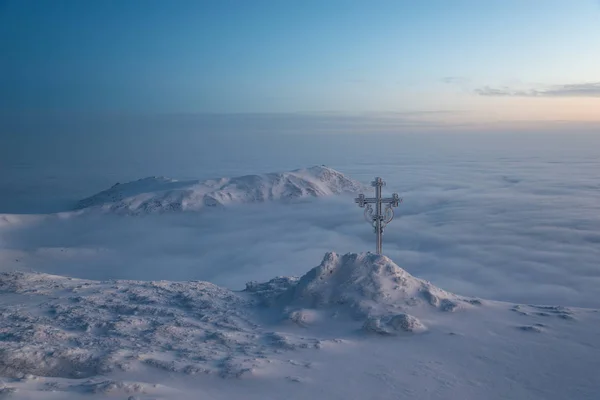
left=0, top=252, right=474, bottom=384
left=1, top=252, right=599, bottom=399
left=75, top=166, right=363, bottom=214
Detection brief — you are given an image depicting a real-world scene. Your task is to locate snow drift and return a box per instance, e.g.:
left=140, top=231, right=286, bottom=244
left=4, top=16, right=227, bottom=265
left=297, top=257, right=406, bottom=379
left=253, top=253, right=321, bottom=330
left=1, top=252, right=595, bottom=400
left=0, top=252, right=470, bottom=382
left=75, top=166, right=363, bottom=214
left=0, top=271, right=262, bottom=380
left=247, top=252, right=478, bottom=321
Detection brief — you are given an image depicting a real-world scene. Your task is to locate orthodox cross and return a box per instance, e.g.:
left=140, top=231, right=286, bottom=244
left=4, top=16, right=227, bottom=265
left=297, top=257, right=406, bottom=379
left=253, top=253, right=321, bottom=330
left=355, top=177, right=402, bottom=255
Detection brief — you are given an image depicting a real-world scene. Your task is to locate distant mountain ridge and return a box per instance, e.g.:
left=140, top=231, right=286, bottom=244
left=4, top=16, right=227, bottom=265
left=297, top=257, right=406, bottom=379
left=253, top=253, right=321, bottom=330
left=75, top=166, right=363, bottom=214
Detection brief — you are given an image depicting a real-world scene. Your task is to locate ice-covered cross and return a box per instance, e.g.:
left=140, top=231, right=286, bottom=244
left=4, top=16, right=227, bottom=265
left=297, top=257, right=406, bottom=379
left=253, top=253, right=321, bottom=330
left=355, top=177, right=402, bottom=255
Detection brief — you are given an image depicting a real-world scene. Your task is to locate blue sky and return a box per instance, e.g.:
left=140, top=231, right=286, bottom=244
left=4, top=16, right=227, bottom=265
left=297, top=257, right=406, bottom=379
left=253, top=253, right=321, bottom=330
left=2, top=0, right=600, bottom=129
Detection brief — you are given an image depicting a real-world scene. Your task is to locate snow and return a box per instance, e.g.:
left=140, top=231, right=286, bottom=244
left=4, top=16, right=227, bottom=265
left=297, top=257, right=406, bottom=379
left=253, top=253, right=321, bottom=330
left=269, top=252, right=468, bottom=318
left=362, top=313, right=427, bottom=334
left=75, top=166, right=364, bottom=214
left=2, top=252, right=600, bottom=399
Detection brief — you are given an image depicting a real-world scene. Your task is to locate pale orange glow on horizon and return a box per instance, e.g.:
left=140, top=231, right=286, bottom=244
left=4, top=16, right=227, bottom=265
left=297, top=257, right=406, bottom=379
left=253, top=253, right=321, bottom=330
left=408, top=94, right=600, bottom=131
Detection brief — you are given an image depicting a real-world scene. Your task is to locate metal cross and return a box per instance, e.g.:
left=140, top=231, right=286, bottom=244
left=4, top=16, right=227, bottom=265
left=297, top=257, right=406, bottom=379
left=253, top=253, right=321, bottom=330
left=355, top=177, right=402, bottom=255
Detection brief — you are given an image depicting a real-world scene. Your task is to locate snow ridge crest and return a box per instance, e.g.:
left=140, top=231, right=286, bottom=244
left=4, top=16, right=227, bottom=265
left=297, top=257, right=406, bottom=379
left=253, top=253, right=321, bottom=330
left=75, top=165, right=363, bottom=214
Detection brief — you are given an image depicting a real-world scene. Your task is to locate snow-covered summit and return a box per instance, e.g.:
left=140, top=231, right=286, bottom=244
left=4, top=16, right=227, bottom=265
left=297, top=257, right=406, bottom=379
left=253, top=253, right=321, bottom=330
left=246, top=252, right=481, bottom=334
left=0, top=252, right=472, bottom=383
left=281, top=252, right=467, bottom=314
left=1, top=253, right=596, bottom=399
left=75, top=166, right=363, bottom=214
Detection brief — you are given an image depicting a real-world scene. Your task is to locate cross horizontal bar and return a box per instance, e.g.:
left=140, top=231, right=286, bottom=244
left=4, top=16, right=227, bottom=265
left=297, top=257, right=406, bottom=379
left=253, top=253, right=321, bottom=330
left=357, top=198, right=399, bottom=203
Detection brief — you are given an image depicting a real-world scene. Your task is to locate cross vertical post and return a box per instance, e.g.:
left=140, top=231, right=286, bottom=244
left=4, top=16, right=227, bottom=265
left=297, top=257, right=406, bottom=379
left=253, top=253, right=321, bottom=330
left=355, top=177, right=402, bottom=255
left=374, top=177, right=383, bottom=255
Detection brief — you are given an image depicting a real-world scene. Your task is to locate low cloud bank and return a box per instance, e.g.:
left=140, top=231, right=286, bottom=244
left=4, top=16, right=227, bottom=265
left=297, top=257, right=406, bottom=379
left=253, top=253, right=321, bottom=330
left=1, top=133, right=600, bottom=307
left=2, top=155, right=600, bottom=308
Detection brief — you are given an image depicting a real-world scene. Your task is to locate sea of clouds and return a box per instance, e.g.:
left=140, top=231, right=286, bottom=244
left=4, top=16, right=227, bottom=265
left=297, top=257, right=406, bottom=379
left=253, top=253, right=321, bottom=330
left=1, top=129, right=599, bottom=308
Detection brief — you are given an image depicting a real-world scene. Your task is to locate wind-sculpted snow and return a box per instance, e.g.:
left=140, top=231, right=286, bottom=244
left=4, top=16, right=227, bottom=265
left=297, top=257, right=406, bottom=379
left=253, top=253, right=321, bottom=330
left=0, top=252, right=470, bottom=382
left=362, top=313, right=427, bottom=334
left=248, top=252, right=480, bottom=330
left=1, top=253, right=599, bottom=399
left=0, top=271, right=267, bottom=380
left=75, top=166, right=363, bottom=214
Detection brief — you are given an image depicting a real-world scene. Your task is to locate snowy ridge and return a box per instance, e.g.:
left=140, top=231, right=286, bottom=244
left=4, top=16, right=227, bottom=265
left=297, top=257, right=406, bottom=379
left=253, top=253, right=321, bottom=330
left=75, top=166, right=363, bottom=214
left=0, top=252, right=469, bottom=384
left=274, top=252, right=471, bottom=315
left=247, top=252, right=480, bottom=333
left=0, top=253, right=595, bottom=399
left=0, top=272, right=260, bottom=380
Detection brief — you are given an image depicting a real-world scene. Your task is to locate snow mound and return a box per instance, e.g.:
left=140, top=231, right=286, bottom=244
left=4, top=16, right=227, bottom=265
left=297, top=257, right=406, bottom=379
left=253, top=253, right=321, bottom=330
left=363, top=313, right=427, bottom=335
left=75, top=166, right=363, bottom=214
left=260, top=252, right=473, bottom=318
left=0, top=253, right=482, bottom=384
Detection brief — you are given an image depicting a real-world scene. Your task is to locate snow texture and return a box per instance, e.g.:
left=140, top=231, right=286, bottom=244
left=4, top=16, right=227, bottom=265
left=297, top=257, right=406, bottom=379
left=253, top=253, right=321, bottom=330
left=75, top=166, right=363, bottom=214
left=2, top=252, right=600, bottom=399
left=362, top=313, right=427, bottom=334
left=256, top=252, right=473, bottom=319
left=0, top=252, right=464, bottom=382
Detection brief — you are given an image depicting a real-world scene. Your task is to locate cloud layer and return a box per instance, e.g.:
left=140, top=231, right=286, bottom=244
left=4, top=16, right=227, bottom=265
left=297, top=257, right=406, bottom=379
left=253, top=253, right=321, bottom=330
left=475, top=82, right=600, bottom=98
left=1, top=133, right=600, bottom=308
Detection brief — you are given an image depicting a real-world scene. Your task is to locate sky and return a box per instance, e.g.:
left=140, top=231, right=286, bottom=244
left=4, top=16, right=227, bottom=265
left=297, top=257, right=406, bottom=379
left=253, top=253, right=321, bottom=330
left=1, top=0, right=600, bottom=131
